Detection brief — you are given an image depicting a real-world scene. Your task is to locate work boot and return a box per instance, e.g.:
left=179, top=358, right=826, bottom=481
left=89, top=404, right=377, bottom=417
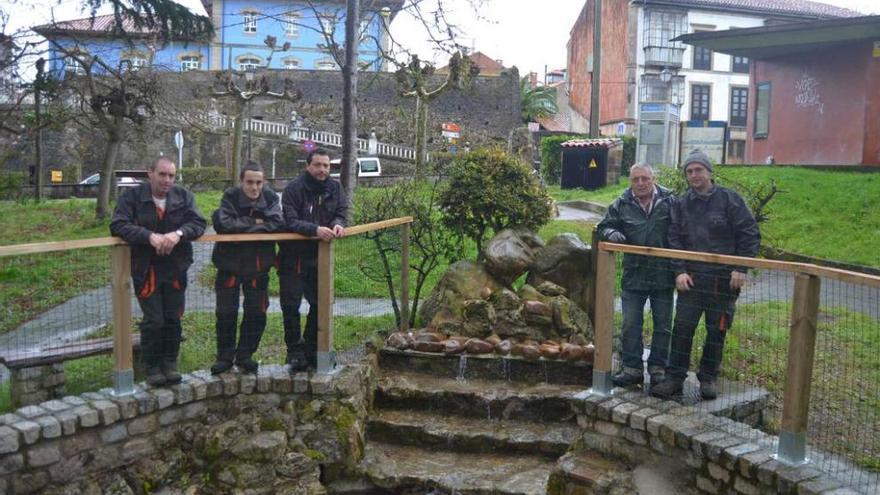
left=211, top=360, right=234, bottom=375
left=700, top=380, right=719, bottom=400
left=612, top=370, right=644, bottom=388
left=650, top=377, right=684, bottom=399
left=647, top=366, right=665, bottom=386
left=162, top=361, right=182, bottom=385
left=145, top=367, right=167, bottom=387
left=286, top=350, right=309, bottom=373
left=236, top=356, right=259, bottom=374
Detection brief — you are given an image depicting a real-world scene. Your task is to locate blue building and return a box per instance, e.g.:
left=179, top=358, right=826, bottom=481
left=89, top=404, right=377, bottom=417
left=34, top=0, right=403, bottom=76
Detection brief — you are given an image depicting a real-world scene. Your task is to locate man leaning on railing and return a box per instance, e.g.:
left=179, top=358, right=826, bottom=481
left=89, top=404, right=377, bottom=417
left=596, top=163, right=676, bottom=390
left=279, top=148, right=349, bottom=373
left=651, top=149, right=761, bottom=401
left=210, top=160, right=283, bottom=376
left=110, top=157, right=207, bottom=387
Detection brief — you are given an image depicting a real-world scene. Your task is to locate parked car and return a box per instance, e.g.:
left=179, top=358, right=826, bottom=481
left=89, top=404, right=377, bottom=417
left=79, top=173, right=142, bottom=187
left=329, top=157, right=382, bottom=178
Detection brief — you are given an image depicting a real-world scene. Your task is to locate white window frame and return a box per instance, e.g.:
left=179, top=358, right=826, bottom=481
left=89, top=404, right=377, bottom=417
left=180, top=55, right=201, bottom=72
left=243, top=12, right=258, bottom=33
left=315, top=59, right=337, bottom=71
left=65, top=55, right=87, bottom=75
left=238, top=56, right=262, bottom=71
left=283, top=58, right=301, bottom=70
left=120, top=54, right=147, bottom=72
left=285, top=12, right=300, bottom=38
left=318, top=13, right=336, bottom=36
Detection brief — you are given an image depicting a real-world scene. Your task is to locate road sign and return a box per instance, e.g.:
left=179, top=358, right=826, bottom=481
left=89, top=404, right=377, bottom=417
left=174, top=130, right=184, bottom=150
left=303, top=139, right=317, bottom=153
left=589, top=158, right=598, bottom=169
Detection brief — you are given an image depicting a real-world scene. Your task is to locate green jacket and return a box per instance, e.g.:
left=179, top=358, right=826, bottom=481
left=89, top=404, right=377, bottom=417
left=596, top=185, right=675, bottom=291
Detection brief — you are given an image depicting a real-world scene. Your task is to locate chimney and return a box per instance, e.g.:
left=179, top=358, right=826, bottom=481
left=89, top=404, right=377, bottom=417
left=529, top=71, right=538, bottom=88
left=495, top=59, right=503, bottom=66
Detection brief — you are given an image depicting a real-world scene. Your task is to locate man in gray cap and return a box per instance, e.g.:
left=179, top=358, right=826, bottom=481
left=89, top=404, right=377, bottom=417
left=651, top=149, right=760, bottom=400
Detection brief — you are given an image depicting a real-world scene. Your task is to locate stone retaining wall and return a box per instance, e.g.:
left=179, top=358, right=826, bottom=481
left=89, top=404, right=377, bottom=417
left=0, top=363, right=375, bottom=494
left=563, top=390, right=863, bottom=495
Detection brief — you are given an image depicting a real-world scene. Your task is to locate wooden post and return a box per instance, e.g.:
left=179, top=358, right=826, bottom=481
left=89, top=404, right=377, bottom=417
left=592, top=244, right=615, bottom=395
left=400, top=223, right=411, bottom=332
left=778, top=273, right=821, bottom=464
left=110, top=244, right=134, bottom=395
left=588, top=225, right=599, bottom=322
left=316, top=240, right=336, bottom=373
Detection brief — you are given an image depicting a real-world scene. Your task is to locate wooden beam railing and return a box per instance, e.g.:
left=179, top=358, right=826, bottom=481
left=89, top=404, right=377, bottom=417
left=594, top=241, right=880, bottom=465
left=0, top=216, right=413, bottom=397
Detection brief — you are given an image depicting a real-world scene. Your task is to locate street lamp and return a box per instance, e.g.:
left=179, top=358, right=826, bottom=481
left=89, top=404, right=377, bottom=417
left=244, top=69, right=255, bottom=159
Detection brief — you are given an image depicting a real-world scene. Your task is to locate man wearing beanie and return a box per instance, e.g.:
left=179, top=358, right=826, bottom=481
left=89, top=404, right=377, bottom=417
left=651, top=149, right=760, bottom=400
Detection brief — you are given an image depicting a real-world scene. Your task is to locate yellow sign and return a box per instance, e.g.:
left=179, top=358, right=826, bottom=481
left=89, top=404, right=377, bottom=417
left=51, top=170, right=63, bottom=183
left=589, top=158, right=598, bottom=169
left=874, top=41, right=880, bottom=58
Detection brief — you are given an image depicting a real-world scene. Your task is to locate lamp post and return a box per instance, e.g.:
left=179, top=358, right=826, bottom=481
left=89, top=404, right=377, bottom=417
left=245, top=69, right=255, bottom=160
left=659, top=67, right=676, bottom=166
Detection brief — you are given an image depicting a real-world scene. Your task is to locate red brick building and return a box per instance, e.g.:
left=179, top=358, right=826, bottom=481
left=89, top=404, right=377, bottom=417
left=678, top=15, right=880, bottom=166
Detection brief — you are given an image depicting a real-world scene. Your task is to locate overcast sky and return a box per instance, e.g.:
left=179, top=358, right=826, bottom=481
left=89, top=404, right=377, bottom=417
left=3, top=0, right=879, bottom=79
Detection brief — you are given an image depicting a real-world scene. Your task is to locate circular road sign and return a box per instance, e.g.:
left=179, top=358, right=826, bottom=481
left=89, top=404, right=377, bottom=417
left=303, top=140, right=317, bottom=153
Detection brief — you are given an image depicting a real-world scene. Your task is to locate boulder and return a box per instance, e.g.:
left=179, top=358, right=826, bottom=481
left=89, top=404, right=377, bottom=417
left=551, top=296, right=594, bottom=342
left=537, top=281, right=567, bottom=297
left=419, top=261, right=501, bottom=327
left=527, top=233, right=592, bottom=312
left=465, top=338, right=494, bottom=355
left=230, top=430, right=288, bottom=462
left=489, top=288, right=521, bottom=311
left=483, top=229, right=545, bottom=286
left=460, top=299, right=497, bottom=338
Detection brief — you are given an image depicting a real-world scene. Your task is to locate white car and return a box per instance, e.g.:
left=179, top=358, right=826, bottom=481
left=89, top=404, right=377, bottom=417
left=330, top=157, right=382, bottom=178
left=79, top=173, right=142, bottom=187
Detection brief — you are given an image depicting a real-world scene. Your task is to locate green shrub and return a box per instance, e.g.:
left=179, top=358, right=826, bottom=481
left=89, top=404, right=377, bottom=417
left=182, top=167, right=229, bottom=191
left=440, top=147, right=554, bottom=257
left=539, top=134, right=580, bottom=185
left=619, top=135, right=636, bottom=176
left=0, top=171, right=28, bottom=200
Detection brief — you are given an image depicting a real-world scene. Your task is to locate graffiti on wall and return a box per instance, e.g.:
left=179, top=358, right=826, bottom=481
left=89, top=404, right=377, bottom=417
left=794, top=70, right=824, bottom=115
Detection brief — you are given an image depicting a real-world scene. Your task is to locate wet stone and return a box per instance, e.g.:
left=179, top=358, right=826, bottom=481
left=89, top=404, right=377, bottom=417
left=705, top=435, right=746, bottom=463
left=11, top=420, right=41, bottom=444
left=721, top=442, right=762, bottom=471
left=109, top=395, right=139, bottom=419
left=239, top=374, right=257, bottom=394
left=100, top=424, right=128, bottom=444
left=91, top=400, right=120, bottom=425
left=15, top=405, right=47, bottom=420
left=0, top=452, right=24, bottom=475
left=596, top=397, right=625, bottom=421
left=153, top=389, right=175, bottom=410
left=629, top=407, right=659, bottom=431
left=26, top=442, right=61, bottom=468
left=171, top=382, right=194, bottom=404
left=0, top=425, right=21, bottom=454
left=40, top=400, right=70, bottom=414
left=127, top=414, right=158, bottom=436
left=133, top=391, right=158, bottom=415
left=35, top=415, right=61, bottom=439
left=611, top=402, right=641, bottom=425
left=0, top=413, right=22, bottom=426
left=62, top=396, right=87, bottom=407
left=186, top=375, right=208, bottom=400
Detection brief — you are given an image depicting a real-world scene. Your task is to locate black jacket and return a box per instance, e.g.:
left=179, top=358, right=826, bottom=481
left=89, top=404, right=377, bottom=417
left=597, top=185, right=675, bottom=290
left=668, top=185, right=761, bottom=277
left=110, top=183, right=207, bottom=285
left=279, top=172, right=349, bottom=267
left=211, top=186, right=283, bottom=275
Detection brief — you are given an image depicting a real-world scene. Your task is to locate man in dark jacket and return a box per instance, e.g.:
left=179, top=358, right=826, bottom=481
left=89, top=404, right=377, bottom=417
left=279, top=148, right=349, bottom=371
left=110, top=157, right=207, bottom=387
left=210, top=161, right=283, bottom=375
left=652, top=149, right=760, bottom=400
left=597, top=163, right=675, bottom=388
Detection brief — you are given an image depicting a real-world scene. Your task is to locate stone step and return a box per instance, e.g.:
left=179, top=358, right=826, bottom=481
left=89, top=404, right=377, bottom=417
left=367, top=408, right=580, bottom=457
left=546, top=451, right=638, bottom=495
left=379, top=348, right=592, bottom=386
left=375, top=370, right=586, bottom=423
left=361, top=441, right=556, bottom=495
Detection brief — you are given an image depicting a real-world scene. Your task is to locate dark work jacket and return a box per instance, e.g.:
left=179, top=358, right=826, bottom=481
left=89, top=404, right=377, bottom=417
left=110, top=183, right=207, bottom=286
left=278, top=172, right=349, bottom=268
left=596, top=185, right=675, bottom=291
left=668, top=185, right=761, bottom=277
left=211, top=186, right=283, bottom=276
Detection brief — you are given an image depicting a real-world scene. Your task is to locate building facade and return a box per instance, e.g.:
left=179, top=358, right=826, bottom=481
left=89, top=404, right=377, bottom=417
left=566, top=0, right=858, bottom=166
left=35, top=0, right=402, bottom=77
left=679, top=16, right=880, bottom=166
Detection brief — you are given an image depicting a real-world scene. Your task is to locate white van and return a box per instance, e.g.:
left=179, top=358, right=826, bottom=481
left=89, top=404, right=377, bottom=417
left=330, top=157, right=382, bottom=178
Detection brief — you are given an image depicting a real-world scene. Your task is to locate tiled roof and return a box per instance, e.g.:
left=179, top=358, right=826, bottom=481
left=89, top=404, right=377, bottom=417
left=561, top=138, right=622, bottom=148
left=537, top=113, right=571, bottom=132
left=33, top=14, right=159, bottom=36
left=635, top=0, right=861, bottom=19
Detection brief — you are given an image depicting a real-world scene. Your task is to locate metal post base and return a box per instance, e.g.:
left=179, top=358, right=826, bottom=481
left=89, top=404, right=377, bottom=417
left=590, top=369, right=613, bottom=396
left=112, top=369, right=135, bottom=396
left=316, top=351, right=337, bottom=375
left=776, top=430, right=808, bottom=465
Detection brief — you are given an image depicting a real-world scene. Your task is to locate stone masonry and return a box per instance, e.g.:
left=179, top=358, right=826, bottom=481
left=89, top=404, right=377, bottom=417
left=9, top=365, right=65, bottom=409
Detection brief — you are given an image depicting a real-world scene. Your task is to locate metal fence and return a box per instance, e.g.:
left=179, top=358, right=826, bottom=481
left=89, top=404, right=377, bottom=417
left=592, top=241, right=880, bottom=493
left=0, top=218, right=411, bottom=410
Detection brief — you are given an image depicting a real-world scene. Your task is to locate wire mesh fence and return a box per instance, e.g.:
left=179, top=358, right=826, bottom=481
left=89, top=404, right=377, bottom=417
left=0, top=222, right=408, bottom=412
left=601, top=245, right=880, bottom=493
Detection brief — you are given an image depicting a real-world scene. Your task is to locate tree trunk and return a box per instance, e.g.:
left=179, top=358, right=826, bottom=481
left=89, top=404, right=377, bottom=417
left=96, top=134, right=122, bottom=220
left=414, top=96, right=428, bottom=178
left=341, top=0, right=360, bottom=203
left=232, top=111, right=244, bottom=187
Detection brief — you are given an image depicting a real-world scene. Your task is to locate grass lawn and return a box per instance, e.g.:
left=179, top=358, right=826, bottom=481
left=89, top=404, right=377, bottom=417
left=547, top=167, right=880, bottom=267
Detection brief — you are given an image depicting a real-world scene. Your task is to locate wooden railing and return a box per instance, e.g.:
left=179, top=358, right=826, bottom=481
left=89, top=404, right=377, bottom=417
left=592, top=241, right=880, bottom=465
left=0, top=217, right=413, bottom=396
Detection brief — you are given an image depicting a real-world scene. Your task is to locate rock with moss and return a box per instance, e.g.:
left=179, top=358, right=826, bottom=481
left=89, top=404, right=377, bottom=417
left=419, top=260, right=502, bottom=328
left=460, top=299, right=497, bottom=337
left=551, top=296, right=594, bottom=342
left=482, top=229, right=544, bottom=286
left=527, top=233, right=592, bottom=312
